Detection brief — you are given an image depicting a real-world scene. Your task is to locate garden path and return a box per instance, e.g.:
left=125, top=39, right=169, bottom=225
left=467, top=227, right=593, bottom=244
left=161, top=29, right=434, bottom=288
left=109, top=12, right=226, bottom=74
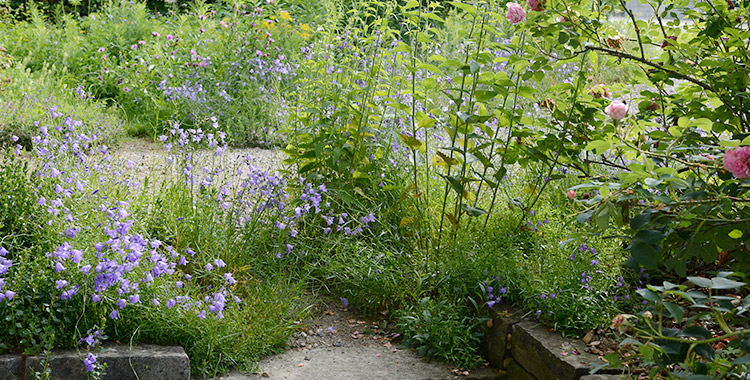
left=111, top=137, right=286, bottom=186
left=213, top=297, right=500, bottom=380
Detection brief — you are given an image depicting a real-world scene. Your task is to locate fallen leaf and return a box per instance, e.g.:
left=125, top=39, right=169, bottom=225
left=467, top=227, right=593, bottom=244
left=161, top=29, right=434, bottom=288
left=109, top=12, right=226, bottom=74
left=261, top=372, right=270, bottom=378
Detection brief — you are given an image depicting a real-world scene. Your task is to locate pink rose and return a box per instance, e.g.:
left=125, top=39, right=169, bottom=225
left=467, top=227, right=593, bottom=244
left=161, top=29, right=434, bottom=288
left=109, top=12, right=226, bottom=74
left=567, top=190, right=576, bottom=199
left=506, top=2, right=526, bottom=24
left=605, top=100, right=628, bottom=121
left=723, top=146, right=750, bottom=178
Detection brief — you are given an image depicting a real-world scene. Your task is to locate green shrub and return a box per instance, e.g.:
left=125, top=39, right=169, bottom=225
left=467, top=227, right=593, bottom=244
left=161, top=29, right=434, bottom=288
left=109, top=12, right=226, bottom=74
left=395, top=297, right=484, bottom=369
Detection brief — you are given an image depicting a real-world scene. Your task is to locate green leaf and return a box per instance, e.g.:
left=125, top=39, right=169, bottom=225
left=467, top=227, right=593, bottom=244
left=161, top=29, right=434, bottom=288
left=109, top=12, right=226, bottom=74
left=448, top=1, right=476, bottom=14
left=687, top=276, right=713, bottom=288
left=599, top=185, right=610, bottom=198
left=399, top=133, right=424, bottom=151
left=596, top=203, right=610, bottom=230
left=403, top=0, right=420, bottom=9
left=421, top=77, right=437, bottom=90
left=474, top=90, right=498, bottom=101
left=693, top=344, right=715, bottom=360
left=630, top=212, right=651, bottom=230
left=729, top=229, right=743, bottom=239
left=638, top=344, right=654, bottom=360
left=681, top=326, right=711, bottom=340
left=710, top=277, right=746, bottom=289
left=576, top=210, right=593, bottom=225
left=603, top=352, right=621, bottom=368
left=585, top=140, right=610, bottom=155
left=461, top=204, right=488, bottom=217
left=663, top=302, right=684, bottom=322
left=469, top=61, right=480, bottom=74
left=634, top=230, right=665, bottom=244
left=631, top=241, right=660, bottom=268
left=637, top=288, right=661, bottom=302
left=440, top=174, right=464, bottom=196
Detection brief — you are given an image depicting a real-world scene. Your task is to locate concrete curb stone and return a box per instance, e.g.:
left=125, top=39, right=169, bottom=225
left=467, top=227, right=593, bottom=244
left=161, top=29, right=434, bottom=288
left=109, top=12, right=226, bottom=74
left=1, top=344, right=189, bottom=380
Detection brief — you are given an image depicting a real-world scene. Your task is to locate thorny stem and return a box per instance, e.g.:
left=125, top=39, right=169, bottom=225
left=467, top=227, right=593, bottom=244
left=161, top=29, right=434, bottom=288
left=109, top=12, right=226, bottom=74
left=578, top=46, right=717, bottom=93
left=619, top=0, right=645, bottom=60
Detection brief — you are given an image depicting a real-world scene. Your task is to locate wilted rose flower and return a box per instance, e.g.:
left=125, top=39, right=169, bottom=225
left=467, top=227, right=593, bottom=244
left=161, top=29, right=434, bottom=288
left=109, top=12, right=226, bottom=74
left=528, top=0, right=544, bottom=11
left=605, top=100, right=628, bottom=120
left=590, top=84, right=611, bottom=99
left=723, top=146, right=750, bottom=178
left=540, top=98, right=556, bottom=110
left=661, top=35, right=677, bottom=49
left=647, top=100, right=660, bottom=111
left=558, top=10, right=577, bottom=23
left=506, top=2, right=526, bottom=24
left=606, top=35, right=624, bottom=50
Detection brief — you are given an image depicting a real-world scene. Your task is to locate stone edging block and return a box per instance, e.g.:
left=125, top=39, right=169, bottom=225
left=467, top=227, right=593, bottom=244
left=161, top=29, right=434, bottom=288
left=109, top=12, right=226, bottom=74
left=511, top=320, right=598, bottom=380
left=482, top=302, right=628, bottom=380
left=0, top=355, right=22, bottom=380
left=0, top=344, right=189, bottom=380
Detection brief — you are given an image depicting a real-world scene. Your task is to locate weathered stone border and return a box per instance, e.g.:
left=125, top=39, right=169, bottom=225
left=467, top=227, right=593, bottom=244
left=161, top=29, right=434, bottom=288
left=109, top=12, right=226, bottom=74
left=0, top=344, right=189, bottom=380
left=481, top=303, right=627, bottom=380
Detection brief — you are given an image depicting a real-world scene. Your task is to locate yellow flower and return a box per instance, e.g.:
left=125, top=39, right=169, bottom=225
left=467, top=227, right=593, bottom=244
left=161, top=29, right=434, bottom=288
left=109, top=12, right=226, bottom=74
left=279, top=10, right=291, bottom=21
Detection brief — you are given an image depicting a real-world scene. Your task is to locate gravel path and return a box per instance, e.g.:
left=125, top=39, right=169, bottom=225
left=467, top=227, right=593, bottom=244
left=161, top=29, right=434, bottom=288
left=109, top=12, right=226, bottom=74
left=111, top=138, right=286, bottom=180
left=213, top=298, right=501, bottom=380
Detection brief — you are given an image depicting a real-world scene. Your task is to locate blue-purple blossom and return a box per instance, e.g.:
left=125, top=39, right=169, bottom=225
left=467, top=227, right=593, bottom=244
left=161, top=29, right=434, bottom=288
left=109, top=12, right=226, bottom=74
left=83, top=353, right=97, bottom=372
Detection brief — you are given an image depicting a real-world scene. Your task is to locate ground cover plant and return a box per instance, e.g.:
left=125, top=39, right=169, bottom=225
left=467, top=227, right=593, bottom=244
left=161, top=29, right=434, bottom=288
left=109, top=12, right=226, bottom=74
left=1, top=0, right=750, bottom=378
